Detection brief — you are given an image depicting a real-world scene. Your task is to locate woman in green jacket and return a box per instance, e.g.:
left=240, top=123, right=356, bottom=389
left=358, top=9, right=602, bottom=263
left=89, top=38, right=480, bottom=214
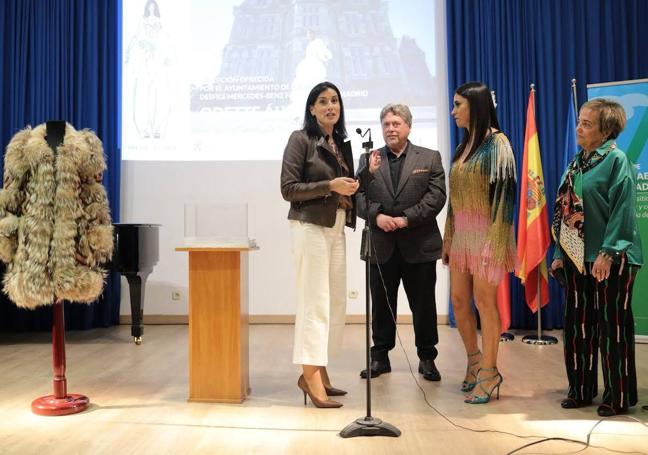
left=551, top=98, right=643, bottom=417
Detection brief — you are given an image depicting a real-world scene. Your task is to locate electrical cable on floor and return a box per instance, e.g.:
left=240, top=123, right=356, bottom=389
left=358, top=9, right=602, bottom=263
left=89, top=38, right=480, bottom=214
left=505, top=414, right=648, bottom=455
left=370, top=242, right=648, bottom=454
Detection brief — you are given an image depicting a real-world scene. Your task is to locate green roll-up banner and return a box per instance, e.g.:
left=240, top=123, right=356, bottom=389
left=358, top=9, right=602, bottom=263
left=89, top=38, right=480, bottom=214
left=588, top=79, right=648, bottom=341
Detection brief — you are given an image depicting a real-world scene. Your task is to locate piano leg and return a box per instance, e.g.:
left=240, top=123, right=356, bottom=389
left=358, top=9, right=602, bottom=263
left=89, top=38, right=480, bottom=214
left=125, top=273, right=147, bottom=345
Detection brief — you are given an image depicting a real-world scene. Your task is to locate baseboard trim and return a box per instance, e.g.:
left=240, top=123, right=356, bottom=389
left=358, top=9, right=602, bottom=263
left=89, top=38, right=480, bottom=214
left=119, top=315, right=188, bottom=325
left=119, top=314, right=449, bottom=325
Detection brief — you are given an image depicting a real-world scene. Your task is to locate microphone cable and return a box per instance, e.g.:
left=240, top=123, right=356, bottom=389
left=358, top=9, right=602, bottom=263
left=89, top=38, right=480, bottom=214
left=369, top=240, right=648, bottom=454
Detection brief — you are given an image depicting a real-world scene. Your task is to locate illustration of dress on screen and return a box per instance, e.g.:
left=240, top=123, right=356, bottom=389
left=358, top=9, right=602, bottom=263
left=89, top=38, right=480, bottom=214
left=125, top=0, right=174, bottom=139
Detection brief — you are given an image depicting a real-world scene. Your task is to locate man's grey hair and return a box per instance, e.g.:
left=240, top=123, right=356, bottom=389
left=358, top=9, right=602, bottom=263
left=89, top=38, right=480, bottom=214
left=380, top=104, right=412, bottom=127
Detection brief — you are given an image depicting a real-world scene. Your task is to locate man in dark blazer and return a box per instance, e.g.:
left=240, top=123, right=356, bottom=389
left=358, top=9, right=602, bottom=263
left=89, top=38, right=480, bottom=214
left=357, top=103, right=446, bottom=381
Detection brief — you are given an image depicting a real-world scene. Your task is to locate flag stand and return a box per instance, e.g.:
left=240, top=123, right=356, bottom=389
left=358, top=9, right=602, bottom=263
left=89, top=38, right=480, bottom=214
left=522, top=272, right=557, bottom=345
left=497, top=275, right=514, bottom=342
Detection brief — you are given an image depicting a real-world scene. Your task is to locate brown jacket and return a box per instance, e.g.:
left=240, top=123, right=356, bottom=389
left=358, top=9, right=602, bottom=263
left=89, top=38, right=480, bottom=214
left=280, top=129, right=356, bottom=229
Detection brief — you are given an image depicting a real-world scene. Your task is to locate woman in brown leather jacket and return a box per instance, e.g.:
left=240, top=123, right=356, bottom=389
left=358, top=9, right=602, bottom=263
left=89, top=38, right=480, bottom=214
left=280, top=81, right=358, bottom=408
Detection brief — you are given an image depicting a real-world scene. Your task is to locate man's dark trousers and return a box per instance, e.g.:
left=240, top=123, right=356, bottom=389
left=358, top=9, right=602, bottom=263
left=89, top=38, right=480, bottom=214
left=369, top=248, right=438, bottom=362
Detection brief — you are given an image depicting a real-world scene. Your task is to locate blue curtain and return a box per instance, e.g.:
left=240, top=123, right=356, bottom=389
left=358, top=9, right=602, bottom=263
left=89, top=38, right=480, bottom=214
left=446, top=0, right=648, bottom=329
left=0, top=0, right=121, bottom=331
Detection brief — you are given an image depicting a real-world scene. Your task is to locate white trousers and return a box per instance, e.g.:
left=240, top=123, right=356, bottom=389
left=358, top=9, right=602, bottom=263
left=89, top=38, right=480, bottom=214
left=290, top=209, right=347, bottom=366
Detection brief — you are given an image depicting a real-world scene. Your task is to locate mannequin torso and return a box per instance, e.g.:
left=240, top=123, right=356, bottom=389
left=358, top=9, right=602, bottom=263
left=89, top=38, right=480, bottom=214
left=46, top=120, right=66, bottom=150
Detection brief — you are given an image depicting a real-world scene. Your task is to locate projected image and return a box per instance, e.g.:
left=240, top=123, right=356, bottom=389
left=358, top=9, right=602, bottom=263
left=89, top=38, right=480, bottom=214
left=122, top=0, right=438, bottom=160
left=287, top=29, right=334, bottom=121
left=125, top=0, right=172, bottom=139
left=122, top=0, right=187, bottom=160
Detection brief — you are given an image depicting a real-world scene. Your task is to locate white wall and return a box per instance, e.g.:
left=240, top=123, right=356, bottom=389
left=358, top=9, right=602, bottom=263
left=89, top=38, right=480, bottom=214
left=119, top=158, right=449, bottom=318
left=118, top=0, right=451, bottom=319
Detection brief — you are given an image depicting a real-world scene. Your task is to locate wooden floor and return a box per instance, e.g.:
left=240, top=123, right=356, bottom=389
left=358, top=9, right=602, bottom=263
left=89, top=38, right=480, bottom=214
left=0, top=324, right=647, bottom=455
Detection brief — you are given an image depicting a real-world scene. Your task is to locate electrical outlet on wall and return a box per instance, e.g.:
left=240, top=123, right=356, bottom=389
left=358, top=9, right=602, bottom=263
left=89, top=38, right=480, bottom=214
left=171, top=291, right=181, bottom=301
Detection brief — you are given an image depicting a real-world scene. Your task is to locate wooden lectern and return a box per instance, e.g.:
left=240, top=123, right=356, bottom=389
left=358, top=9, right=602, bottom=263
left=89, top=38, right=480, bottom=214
left=175, top=246, right=256, bottom=403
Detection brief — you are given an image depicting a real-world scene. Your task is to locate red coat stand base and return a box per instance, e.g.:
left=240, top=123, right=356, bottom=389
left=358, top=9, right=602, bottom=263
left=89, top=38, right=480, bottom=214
left=31, top=301, right=89, bottom=416
left=31, top=394, right=89, bottom=416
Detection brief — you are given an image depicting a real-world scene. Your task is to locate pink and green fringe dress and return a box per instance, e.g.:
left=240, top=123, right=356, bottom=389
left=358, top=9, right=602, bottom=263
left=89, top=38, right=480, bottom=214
left=443, top=132, right=517, bottom=285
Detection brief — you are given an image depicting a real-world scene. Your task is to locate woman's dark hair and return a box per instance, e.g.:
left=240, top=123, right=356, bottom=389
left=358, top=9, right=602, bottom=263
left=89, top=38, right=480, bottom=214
left=144, top=0, right=160, bottom=17
left=453, top=81, right=500, bottom=162
left=302, top=81, right=347, bottom=143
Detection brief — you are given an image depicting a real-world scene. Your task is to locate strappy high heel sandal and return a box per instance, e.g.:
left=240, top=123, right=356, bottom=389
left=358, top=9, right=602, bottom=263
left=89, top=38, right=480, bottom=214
left=460, top=350, right=482, bottom=392
left=464, top=367, right=503, bottom=404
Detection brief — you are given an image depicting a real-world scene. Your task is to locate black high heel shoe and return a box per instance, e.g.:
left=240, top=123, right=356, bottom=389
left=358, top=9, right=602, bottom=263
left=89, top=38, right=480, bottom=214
left=297, top=375, right=343, bottom=408
left=597, top=404, right=627, bottom=416
left=560, top=397, right=592, bottom=409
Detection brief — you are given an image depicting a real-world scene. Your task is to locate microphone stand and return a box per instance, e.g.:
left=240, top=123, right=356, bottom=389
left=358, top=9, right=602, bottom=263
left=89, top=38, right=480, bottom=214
left=340, top=131, right=400, bottom=438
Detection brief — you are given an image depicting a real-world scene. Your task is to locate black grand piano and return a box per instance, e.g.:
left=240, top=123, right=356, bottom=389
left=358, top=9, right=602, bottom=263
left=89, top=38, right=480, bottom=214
left=112, top=223, right=160, bottom=344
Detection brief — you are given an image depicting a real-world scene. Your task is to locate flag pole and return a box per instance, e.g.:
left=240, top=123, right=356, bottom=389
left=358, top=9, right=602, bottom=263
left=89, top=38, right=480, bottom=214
left=494, top=86, right=514, bottom=343
left=521, top=83, right=557, bottom=346
left=571, top=78, right=578, bottom=114
left=522, top=264, right=557, bottom=345
left=500, top=274, right=514, bottom=342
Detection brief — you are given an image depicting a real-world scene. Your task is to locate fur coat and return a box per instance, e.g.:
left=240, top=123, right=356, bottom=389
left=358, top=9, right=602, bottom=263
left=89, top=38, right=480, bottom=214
left=0, top=123, right=113, bottom=309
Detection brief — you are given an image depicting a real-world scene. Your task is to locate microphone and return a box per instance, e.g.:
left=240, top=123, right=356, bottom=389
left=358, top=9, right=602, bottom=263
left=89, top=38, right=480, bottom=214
left=355, top=127, right=371, bottom=138
left=355, top=127, right=373, bottom=151
left=355, top=128, right=374, bottom=184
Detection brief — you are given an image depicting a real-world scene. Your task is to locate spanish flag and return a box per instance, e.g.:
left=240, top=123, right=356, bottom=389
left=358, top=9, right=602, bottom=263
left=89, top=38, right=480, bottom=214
left=516, top=88, right=550, bottom=313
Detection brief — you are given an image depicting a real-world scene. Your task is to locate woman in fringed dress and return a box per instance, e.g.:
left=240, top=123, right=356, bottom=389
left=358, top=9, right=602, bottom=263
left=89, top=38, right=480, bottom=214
left=442, top=82, right=517, bottom=404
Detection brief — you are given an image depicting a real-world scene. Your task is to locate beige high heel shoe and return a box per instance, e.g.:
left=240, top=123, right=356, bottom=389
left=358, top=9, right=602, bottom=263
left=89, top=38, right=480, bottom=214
left=297, top=375, right=343, bottom=408
left=324, top=385, right=348, bottom=396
